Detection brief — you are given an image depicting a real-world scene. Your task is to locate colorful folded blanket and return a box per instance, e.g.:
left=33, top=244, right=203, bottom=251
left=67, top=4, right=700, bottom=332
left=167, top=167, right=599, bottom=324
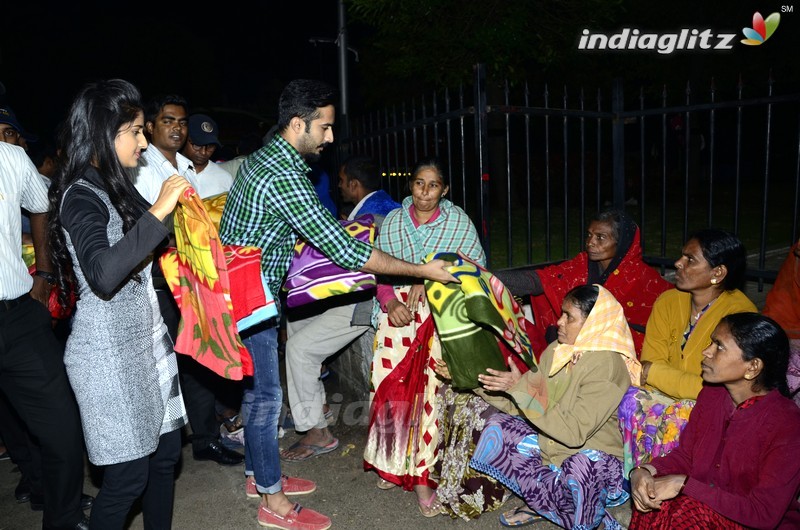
left=283, top=215, right=376, bottom=308
left=160, top=189, right=277, bottom=379
left=425, top=252, right=537, bottom=389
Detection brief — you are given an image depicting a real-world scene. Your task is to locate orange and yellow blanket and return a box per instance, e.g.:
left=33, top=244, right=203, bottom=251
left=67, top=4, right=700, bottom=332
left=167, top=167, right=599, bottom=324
left=160, top=191, right=276, bottom=380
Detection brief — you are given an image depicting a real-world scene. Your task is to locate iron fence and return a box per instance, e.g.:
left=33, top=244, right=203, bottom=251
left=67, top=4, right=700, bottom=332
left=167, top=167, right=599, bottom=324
left=339, top=64, right=800, bottom=283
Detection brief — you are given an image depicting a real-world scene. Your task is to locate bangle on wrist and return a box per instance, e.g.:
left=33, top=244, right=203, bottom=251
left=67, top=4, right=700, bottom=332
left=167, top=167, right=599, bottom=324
left=34, top=270, right=56, bottom=285
left=632, top=465, right=652, bottom=476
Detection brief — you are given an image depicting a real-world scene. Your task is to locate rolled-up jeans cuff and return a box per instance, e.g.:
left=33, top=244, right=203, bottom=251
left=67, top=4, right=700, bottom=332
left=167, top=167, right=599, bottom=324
left=258, top=478, right=282, bottom=495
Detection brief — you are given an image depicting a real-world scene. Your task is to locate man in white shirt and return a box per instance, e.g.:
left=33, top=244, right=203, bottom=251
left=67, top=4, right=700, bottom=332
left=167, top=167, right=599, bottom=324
left=132, top=95, right=198, bottom=203
left=0, top=141, right=88, bottom=529
left=131, top=95, right=244, bottom=467
left=180, top=114, right=233, bottom=199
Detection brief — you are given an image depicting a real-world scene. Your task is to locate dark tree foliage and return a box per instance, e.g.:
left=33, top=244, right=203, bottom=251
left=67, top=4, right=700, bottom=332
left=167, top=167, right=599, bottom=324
left=347, top=0, right=799, bottom=107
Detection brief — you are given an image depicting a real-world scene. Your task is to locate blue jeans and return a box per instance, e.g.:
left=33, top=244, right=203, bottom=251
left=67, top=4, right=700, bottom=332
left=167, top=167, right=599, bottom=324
left=240, top=322, right=283, bottom=494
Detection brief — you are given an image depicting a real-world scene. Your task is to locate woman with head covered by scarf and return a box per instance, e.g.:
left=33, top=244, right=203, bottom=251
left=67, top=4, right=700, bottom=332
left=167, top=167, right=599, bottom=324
left=468, top=284, right=639, bottom=529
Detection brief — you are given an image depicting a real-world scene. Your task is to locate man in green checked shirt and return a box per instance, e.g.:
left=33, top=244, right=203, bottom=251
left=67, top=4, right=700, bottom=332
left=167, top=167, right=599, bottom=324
left=219, top=79, right=456, bottom=530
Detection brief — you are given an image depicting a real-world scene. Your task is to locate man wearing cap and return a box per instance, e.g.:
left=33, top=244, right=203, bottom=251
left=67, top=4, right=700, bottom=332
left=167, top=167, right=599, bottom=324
left=0, top=105, right=38, bottom=148
left=0, top=140, right=89, bottom=529
left=180, top=114, right=233, bottom=199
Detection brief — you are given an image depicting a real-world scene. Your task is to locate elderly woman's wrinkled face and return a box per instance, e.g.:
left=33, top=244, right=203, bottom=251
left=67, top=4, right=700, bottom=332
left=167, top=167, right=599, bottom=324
left=557, top=299, right=587, bottom=345
left=410, top=168, right=448, bottom=214
left=700, top=322, right=755, bottom=385
left=585, top=220, right=618, bottom=270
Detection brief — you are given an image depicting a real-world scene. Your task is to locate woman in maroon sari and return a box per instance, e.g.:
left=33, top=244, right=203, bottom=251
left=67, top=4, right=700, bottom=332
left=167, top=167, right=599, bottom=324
left=629, top=313, right=800, bottom=529
left=496, top=209, right=671, bottom=357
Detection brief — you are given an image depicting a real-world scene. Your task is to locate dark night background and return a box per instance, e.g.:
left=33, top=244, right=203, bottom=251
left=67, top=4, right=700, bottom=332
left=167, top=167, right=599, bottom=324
left=1, top=1, right=798, bottom=150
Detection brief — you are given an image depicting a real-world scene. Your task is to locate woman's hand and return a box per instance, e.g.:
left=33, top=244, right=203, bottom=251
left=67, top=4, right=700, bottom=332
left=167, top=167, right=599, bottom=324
left=630, top=466, right=660, bottom=512
left=433, top=359, right=451, bottom=380
left=477, top=362, right=522, bottom=393
left=149, top=175, right=192, bottom=221
left=652, top=474, right=686, bottom=503
left=406, top=284, right=426, bottom=311
left=386, top=299, right=413, bottom=327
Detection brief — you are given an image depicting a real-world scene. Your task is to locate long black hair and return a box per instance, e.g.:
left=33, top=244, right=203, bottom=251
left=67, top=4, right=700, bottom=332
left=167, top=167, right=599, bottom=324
left=48, top=79, right=145, bottom=307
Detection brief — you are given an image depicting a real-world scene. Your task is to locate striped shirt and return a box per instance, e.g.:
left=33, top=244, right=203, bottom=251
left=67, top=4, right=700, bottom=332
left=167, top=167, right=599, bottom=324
left=0, top=143, right=48, bottom=299
left=219, top=134, right=372, bottom=298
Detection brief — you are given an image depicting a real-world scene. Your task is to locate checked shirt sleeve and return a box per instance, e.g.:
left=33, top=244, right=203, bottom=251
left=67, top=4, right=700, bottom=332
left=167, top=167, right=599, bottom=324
left=270, top=172, right=372, bottom=271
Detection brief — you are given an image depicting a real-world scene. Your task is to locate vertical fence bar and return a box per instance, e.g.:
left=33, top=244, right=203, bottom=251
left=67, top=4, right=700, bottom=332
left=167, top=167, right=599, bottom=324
left=611, top=78, right=625, bottom=209
left=473, top=64, right=491, bottom=260
left=525, top=81, right=534, bottom=264
left=459, top=84, right=467, bottom=214
left=411, top=99, right=419, bottom=166
left=386, top=105, right=398, bottom=197
left=734, top=77, right=743, bottom=235
left=422, top=96, right=429, bottom=157
left=759, top=73, right=774, bottom=290
left=432, top=91, right=440, bottom=160
left=505, top=79, right=513, bottom=266
left=579, top=88, right=586, bottom=244
left=661, top=85, right=668, bottom=263
left=401, top=102, right=409, bottom=199
left=596, top=89, right=602, bottom=214
left=639, top=87, right=646, bottom=243
left=444, top=88, right=456, bottom=208
left=708, top=79, right=716, bottom=227
left=683, top=81, right=691, bottom=243
left=562, top=85, right=570, bottom=258
left=544, top=83, right=552, bottom=261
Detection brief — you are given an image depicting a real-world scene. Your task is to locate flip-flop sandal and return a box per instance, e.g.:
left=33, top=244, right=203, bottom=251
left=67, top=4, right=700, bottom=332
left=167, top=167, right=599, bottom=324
left=499, top=506, right=544, bottom=527
left=417, top=491, right=445, bottom=518
left=279, top=438, right=339, bottom=462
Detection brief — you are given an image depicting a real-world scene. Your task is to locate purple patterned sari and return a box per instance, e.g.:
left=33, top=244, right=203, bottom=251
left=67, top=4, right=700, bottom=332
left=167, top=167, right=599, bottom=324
left=469, top=413, right=628, bottom=530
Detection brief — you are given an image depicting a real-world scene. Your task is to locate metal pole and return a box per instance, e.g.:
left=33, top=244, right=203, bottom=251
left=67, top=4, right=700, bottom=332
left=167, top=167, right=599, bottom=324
left=611, top=78, right=625, bottom=209
left=337, top=0, right=350, bottom=141
left=473, top=63, right=491, bottom=262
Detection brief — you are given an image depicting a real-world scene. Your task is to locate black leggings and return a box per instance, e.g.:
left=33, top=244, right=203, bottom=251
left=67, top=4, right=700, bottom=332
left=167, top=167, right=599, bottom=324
left=89, top=429, right=182, bottom=530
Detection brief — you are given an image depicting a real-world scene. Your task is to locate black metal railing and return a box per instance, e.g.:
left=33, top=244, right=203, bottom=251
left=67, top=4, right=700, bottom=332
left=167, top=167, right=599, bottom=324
left=339, top=64, right=800, bottom=283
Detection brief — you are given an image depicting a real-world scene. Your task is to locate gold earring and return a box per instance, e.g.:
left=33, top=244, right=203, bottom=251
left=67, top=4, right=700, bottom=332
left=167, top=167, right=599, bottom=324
left=711, top=278, right=718, bottom=285
left=744, top=374, right=752, bottom=380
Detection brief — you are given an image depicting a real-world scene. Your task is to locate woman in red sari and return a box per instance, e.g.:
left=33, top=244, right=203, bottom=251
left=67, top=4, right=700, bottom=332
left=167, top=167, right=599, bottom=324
left=496, top=209, right=671, bottom=357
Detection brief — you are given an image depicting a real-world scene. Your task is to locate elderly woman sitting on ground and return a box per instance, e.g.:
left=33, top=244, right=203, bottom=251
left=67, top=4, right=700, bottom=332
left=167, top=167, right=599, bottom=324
left=629, top=313, right=800, bottom=529
left=468, top=284, right=640, bottom=529
left=495, top=209, right=671, bottom=356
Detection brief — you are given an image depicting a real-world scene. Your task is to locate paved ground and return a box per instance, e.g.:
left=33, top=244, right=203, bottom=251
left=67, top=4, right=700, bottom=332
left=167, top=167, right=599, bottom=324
left=0, top=273, right=777, bottom=530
